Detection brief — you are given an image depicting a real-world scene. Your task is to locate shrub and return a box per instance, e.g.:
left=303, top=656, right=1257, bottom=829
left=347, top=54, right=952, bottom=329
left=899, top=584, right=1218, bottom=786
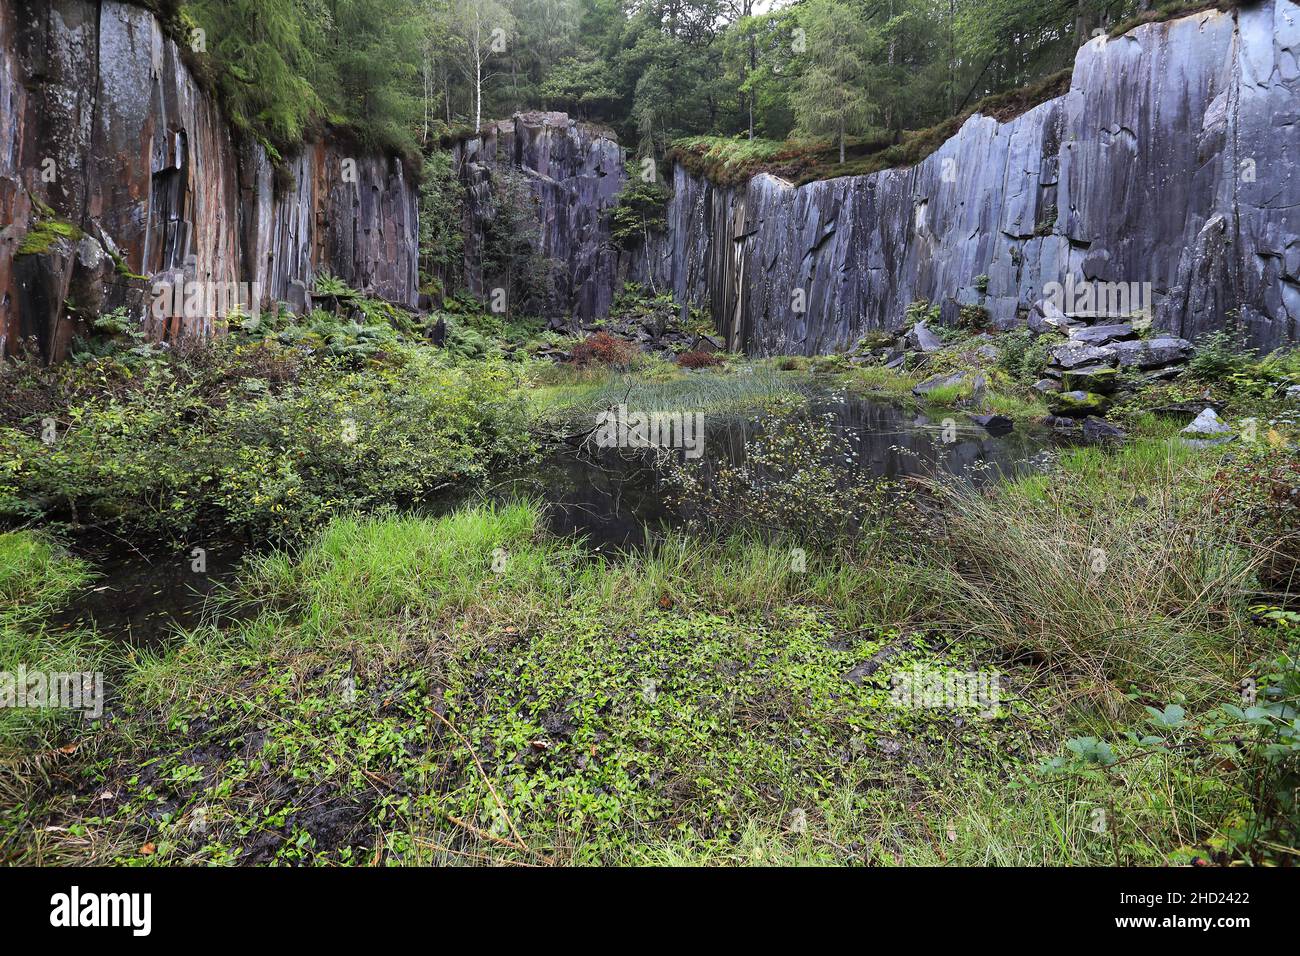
left=0, top=340, right=532, bottom=542
left=571, top=331, right=639, bottom=368
left=956, top=304, right=991, bottom=332
left=677, top=351, right=725, bottom=369
left=996, top=328, right=1054, bottom=385
left=1189, top=328, right=1256, bottom=383
left=924, top=451, right=1261, bottom=706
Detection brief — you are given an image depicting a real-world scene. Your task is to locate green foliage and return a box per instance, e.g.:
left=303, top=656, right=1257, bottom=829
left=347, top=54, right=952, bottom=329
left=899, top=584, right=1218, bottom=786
left=996, top=328, right=1054, bottom=385
left=0, top=338, right=532, bottom=542
left=0, top=531, right=101, bottom=757
left=311, top=272, right=353, bottom=297
left=1211, top=444, right=1300, bottom=589
left=1042, top=614, right=1300, bottom=864
left=956, top=304, right=991, bottom=331
left=609, top=170, right=670, bottom=248
left=15, top=217, right=82, bottom=257
left=189, top=0, right=324, bottom=147
left=539, top=55, right=620, bottom=118
left=15, top=503, right=1045, bottom=864
left=789, top=0, right=880, bottom=163
left=904, top=299, right=940, bottom=326
left=189, top=0, right=424, bottom=155
left=418, top=151, right=464, bottom=290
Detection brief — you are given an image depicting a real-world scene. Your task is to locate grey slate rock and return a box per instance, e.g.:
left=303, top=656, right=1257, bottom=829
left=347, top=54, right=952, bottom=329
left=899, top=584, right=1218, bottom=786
left=1068, top=323, right=1136, bottom=346
left=1081, top=416, right=1127, bottom=444
left=1109, top=337, right=1194, bottom=369
left=1051, top=343, right=1120, bottom=370
left=907, top=322, right=944, bottom=353
left=969, top=413, right=1015, bottom=436
left=1033, top=377, right=1062, bottom=394
left=1180, top=407, right=1236, bottom=447
left=1062, top=364, right=1119, bottom=394
left=633, top=4, right=1298, bottom=358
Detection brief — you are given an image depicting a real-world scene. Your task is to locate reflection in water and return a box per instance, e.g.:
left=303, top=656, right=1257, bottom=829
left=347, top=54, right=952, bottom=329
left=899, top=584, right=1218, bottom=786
left=52, top=533, right=247, bottom=647
left=505, top=392, right=1052, bottom=550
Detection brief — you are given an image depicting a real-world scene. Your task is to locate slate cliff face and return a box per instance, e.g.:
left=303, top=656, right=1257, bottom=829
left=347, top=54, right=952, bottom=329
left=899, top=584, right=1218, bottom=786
left=648, top=1, right=1300, bottom=354
left=453, top=112, right=625, bottom=323
left=0, top=0, right=418, bottom=361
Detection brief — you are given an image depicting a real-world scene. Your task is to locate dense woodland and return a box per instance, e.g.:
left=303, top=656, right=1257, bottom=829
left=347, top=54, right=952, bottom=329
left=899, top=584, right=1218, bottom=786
left=174, top=0, right=1180, bottom=159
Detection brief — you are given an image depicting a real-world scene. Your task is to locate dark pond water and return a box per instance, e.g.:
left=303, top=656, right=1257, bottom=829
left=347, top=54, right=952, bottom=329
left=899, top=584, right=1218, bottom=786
left=55, top=393, right=1053, bottom=643
left=498, top=392, right=1052, bottom=551
left=51, top=532, right=248, bottom=645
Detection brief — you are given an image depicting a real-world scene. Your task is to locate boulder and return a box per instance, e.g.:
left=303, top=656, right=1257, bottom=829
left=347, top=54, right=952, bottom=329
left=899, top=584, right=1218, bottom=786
left=1062, top=364, right=1119, bottom=394
left=912, top=370, right=985, bottom=399
left=1081, top=416, right=1127, bottom=444
left=1032, top=377, right=1062, bottom=395
left=906, top=322, right=944, bottom=353
left=1067, top=323, right=1136, bottom=346
left=969, top=413, right=1014, bottom=436
left=1109, top=337, right=1193, bottom=369
left=1180, top=407, right=1236, bottom=447
left=1029, top=299, right=1079, bottom=336
left=1048, top=389, right=1111, bottom=417
left=1050, top=343, right=1119, bottom=370
left=286, top=280, right=310, bottom=315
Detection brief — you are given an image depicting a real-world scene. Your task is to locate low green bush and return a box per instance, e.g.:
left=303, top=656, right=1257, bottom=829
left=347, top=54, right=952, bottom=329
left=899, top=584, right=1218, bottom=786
left=0, top=338, right=532, bottom=542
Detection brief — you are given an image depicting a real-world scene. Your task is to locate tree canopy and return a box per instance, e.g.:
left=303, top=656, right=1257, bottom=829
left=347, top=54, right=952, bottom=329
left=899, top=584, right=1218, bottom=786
left=183, top=0, right=1174, bottom=161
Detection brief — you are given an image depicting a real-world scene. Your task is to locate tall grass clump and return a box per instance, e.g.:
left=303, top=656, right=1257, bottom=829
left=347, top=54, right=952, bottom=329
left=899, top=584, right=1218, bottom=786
left=921, top=446, right=1263, bottom=711
left=0, top=532, right=103, bottom=756
left=231, top=500, right=598, bottom=654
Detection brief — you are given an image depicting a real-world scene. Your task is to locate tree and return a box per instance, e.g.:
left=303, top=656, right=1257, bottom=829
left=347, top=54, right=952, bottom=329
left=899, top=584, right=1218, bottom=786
left=789, top=0, right=878, bottom=164
left=540, top=55, right=620, bottom=119
left=448, top=0, right=515, bottom=131
left=418, top=150, right=464, bottom=292
left=190, top=0, right=324, bottom=148
left=327, top=0, right=424, bottom=151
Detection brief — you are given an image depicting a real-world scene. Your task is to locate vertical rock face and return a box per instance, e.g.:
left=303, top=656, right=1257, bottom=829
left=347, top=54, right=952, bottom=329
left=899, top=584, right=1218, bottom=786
left=0, top=0, right=419, bottom=362
left=655, top=2, right=1300, bottom=354
left=453, top=111, right=625, bottom=323
left=242, top=140, right=419, bottom=314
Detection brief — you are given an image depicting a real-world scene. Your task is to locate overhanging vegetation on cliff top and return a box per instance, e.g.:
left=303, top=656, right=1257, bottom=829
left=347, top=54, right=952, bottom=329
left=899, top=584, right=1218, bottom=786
left=667, top=69, right=1073, bottom=188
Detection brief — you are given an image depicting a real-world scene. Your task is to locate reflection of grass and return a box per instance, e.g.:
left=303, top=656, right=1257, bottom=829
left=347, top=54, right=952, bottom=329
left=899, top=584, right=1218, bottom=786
left=529, top=363, right=809, bottom=425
